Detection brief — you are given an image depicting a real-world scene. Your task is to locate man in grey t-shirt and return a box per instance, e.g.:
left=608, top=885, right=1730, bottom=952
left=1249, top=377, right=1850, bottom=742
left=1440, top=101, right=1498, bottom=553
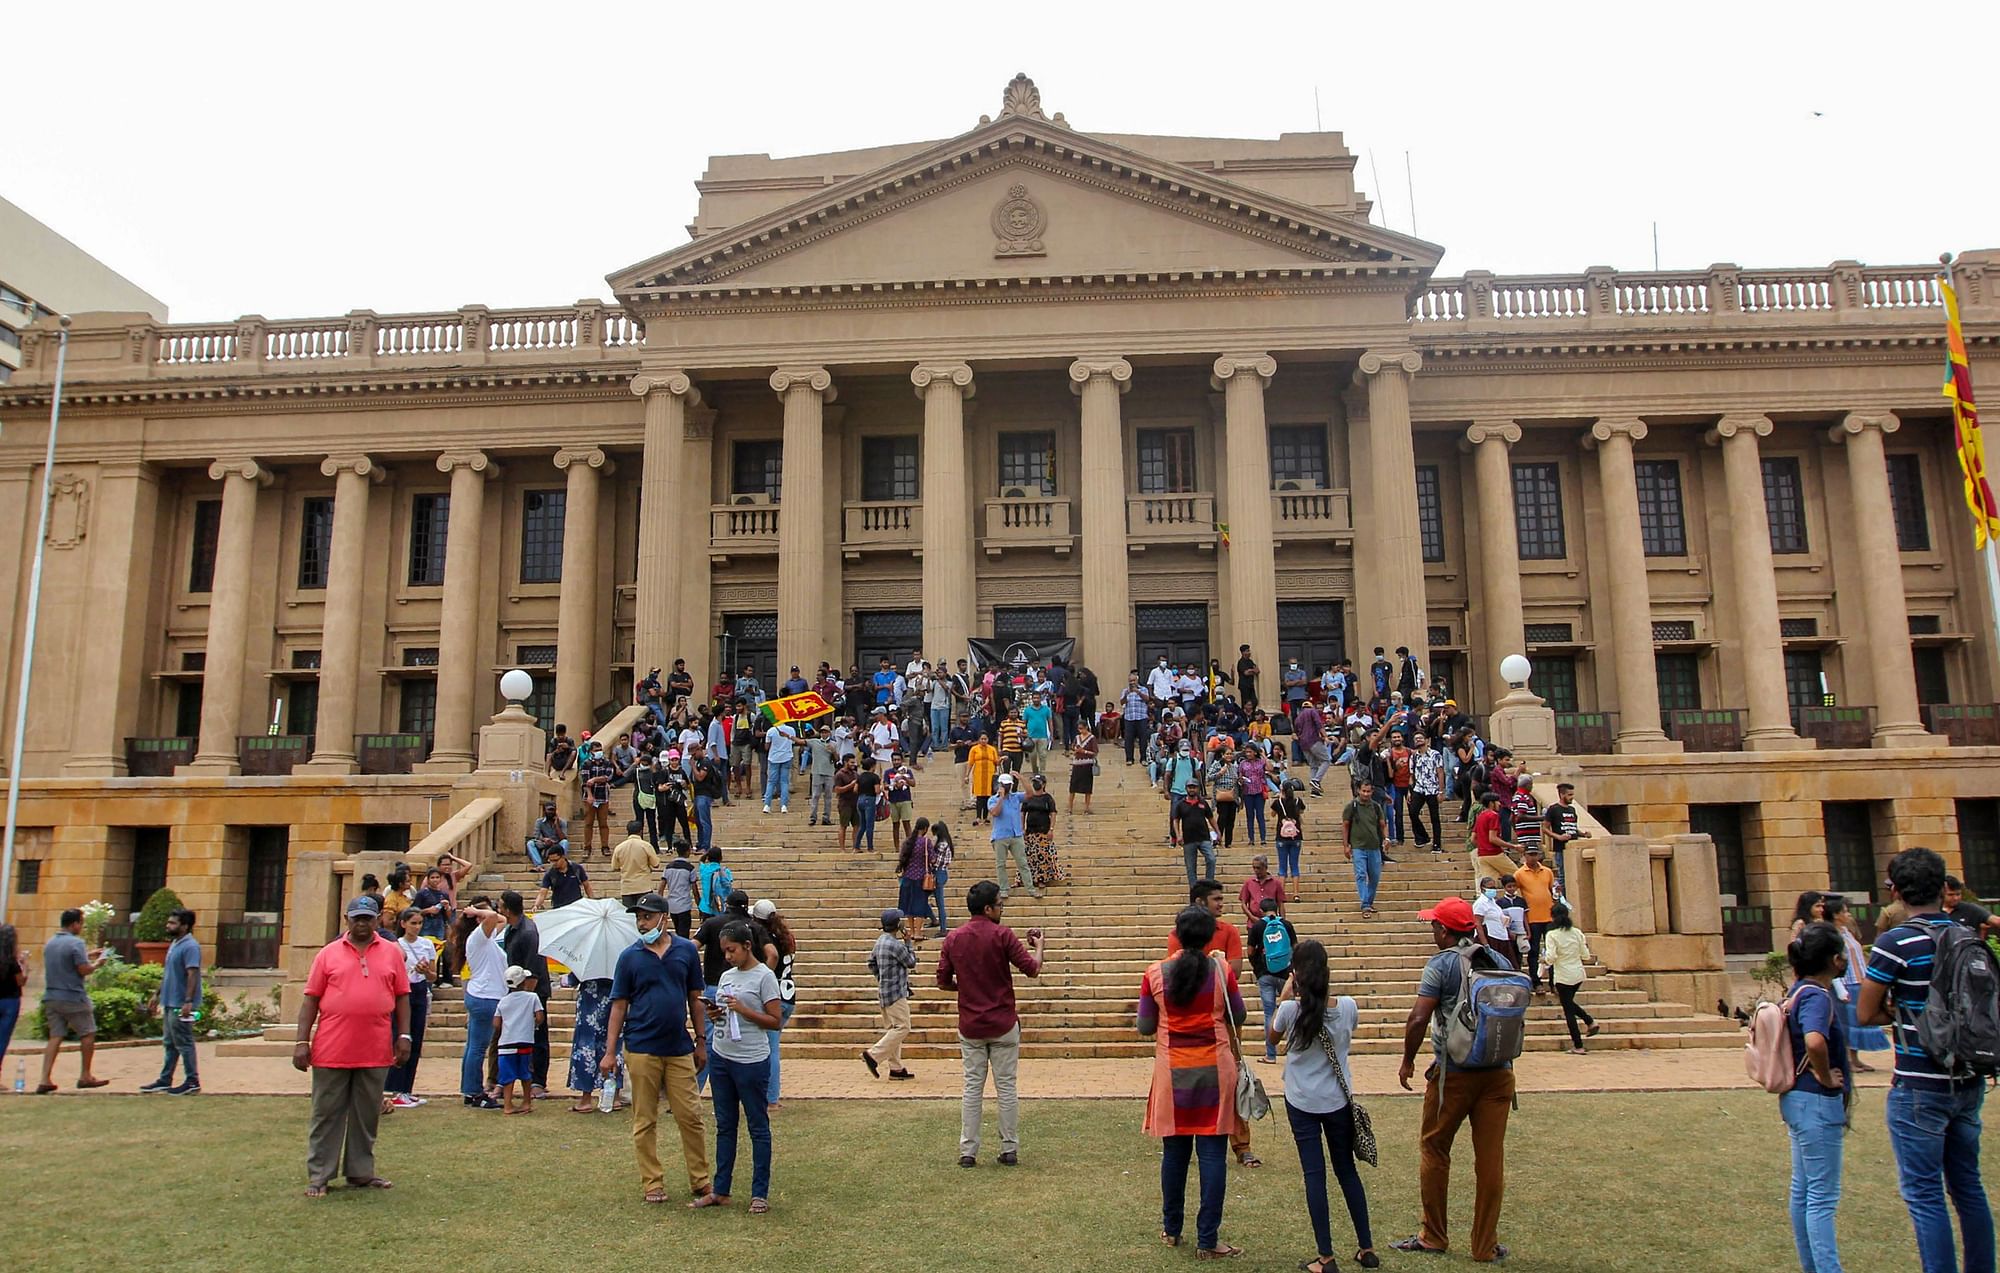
left=38, top=907, right=110, bottom=1093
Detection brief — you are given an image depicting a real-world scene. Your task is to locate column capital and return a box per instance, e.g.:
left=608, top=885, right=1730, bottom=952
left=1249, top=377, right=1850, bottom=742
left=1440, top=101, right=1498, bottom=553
left=208, top=458, right=273, bottom=486
left=436, top=450, right=500, bottom=477
left=770, top=365, right=836, bottom=401
left=1463, top=420, right=1522, bottom=448
left=320, top=453, right=387, bottom=482
left=630, top=370, right=701, bottom=406
left=1210, top=352, right=1277, bottom=389
left=1068, top=356, right=1132, bottom=395
left=1584, top=418, right=1648, bottom=449
left=554, top=445, right=616, bottom=476
left=911, top=361, right=976, bottom=400
left=1357, top=348, right=1422, bottom=378
left=1705, top=413, right=1772, bottom=446
left=1828, top=412, right=1900, bottom=443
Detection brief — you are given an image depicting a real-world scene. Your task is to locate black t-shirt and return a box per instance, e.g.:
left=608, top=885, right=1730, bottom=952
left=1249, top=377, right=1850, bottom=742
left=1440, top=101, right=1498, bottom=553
left=696, top=913, right=773, bottom=988
left=540, top=864, right=589, bottom=909
left=1544, top=802, right=1580, bottom=842
left=667, top=670, right=694, bottom=699
left=1951, top=900, right=1994, bottom=930
left=1177, top=801, right=1215, bottom=845
left=504, top=918, right=551, bottom=999
left=692, top=758, right=727, bottom=798
left=1023, top=793, right=1057, bottom=834
left=855, top=770, right=881, bottom=800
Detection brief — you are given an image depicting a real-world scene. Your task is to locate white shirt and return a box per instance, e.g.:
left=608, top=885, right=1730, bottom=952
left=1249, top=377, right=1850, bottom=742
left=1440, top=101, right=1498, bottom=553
left=831, top=724, right=857, bottom=759
left=906, top=659, right=928, bottom=680
left=1147, top=664, right=1177, bottom=700
left=1175, top=673, right=1201, bottom=702
left=496, top=988, right=541, bottom=1047
left=464, top=926, right=506, bottom=1001
left=678, top=727, right=702, bottom=752
left=869, top=721, right=898, bottom=761
left=1473, top=894, right=1512, bottom=943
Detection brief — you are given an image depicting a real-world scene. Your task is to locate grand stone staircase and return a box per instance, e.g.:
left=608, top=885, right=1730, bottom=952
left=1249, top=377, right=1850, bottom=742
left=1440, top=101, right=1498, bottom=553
left=384, top=756, right=1740, bottom=1066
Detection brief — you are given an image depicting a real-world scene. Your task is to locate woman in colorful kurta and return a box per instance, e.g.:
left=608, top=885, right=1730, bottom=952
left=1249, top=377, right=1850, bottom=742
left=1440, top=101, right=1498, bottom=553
left=967, top=735, right=1000, bottom=822
left=1138, top=906, right=1246, bottom=1259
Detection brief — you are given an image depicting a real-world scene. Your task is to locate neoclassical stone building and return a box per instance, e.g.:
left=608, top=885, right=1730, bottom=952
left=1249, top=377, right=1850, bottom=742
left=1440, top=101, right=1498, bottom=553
left=2, top=75, right=1997, bottom=963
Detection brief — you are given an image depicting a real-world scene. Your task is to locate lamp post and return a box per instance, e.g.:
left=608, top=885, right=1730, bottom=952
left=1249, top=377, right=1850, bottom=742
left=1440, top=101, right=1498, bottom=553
left=500, top=668, right=535, bottom=706
left=1487, top=650, right=1559, bottom=760
left=1500, top=653, right=1533, bottom=690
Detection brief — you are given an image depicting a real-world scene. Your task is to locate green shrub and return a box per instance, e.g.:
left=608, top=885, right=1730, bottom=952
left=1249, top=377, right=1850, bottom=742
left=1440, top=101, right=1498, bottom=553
left=134, top=888, right=186, bottom=942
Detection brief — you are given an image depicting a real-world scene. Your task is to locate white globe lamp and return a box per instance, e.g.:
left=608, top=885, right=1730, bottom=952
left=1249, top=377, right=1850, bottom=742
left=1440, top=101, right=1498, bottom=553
left=1499, top=654, right=1533, bottom=689
left=500, top=668, right=534, bottom=704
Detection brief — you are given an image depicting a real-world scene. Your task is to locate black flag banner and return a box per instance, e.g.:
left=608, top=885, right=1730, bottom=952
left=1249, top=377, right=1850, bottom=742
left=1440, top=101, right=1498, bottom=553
left=967, top=637, right=1077, bottom=673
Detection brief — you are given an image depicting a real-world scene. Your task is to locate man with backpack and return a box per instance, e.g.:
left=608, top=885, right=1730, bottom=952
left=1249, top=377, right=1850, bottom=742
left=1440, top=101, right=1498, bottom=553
left=1248, top=898, right=1298, bottom=1064
left=1392, top=895, right=1530, bottom=1263
left=1858, top=846, right=1998, bottom=1273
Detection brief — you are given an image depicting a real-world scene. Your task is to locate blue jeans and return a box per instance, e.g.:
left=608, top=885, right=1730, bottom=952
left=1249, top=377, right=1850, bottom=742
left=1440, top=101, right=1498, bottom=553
left=1257, top=974, right=1286, bottom=1060
left=710, top=1054, right=773, bottom=1199
left=1781, top=1088, right=1847, bottom=1273
left=1276, top=837, right=1301, bottom=878
left=461, top=994, right=498, bottom=1096
left=1389, top=786, right=1408, bottom=841
left=693, top=795, right=714, bottom=851
left=1243, top=794, right=1267, bottom=843
left=0, top=996, right=18, bottom=1070
left=1182, top=837, right=1217, bottom=887
left=1886, top=1081, right=1994, bottom=1273
left=696, top=1001, right=718, bottom=1092
left=763, top=759, right=791, bottom=805
left=766, top=1002, right=795, bottom=1103
left=1352, top=847, right=1383, bottom=910
left=931, top=868, right=951, bottom=934
left=157, top=1010, right=198, bottom=1085
left=931, top=706, right=950, bottom=750
left=1287, top=1100, right=1375, bottom=1258
left=1161, top=1133, right=1229, bottom=1250
left=855, top=799, right=877, bottom=852
left=526, top=837, right=566, bottom=868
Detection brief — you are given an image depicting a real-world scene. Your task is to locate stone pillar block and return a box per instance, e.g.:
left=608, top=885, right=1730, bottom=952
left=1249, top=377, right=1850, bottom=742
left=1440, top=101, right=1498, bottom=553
left=281, top=850, right=340, bottom=1017
left=1668, top=833, right=1724, bottom=935
left=1585, top=836, right=1658, bottom=936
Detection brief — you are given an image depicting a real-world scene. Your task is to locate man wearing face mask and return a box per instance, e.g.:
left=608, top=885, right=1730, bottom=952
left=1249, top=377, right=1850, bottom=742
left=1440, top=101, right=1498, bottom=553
left=1147, top=656, right=1178, bottom=706
left=604, top=893, right=712, bottom=1205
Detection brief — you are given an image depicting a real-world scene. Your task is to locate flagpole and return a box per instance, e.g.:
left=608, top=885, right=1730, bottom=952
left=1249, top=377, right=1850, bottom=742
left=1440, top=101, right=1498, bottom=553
left=1942, top=252, right=2000, bottom=676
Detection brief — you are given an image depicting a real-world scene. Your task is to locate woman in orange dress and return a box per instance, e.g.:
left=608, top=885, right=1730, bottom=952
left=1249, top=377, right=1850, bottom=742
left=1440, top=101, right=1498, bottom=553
left=1138, top=906, right=1246, bottom=1259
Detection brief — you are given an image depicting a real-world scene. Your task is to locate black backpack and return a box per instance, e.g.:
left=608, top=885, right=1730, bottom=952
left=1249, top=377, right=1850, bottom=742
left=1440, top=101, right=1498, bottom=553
left=1911, top=918, right=2000, bottom=1077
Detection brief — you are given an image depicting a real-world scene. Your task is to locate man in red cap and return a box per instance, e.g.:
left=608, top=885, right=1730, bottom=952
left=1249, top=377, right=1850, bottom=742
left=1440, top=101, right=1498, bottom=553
left=1391, top=895, right=1517, bottom=1263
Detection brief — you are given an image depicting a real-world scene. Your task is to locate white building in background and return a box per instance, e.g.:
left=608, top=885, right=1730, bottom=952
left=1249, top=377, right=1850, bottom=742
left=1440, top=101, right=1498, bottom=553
left=0, top=193, right=167, bottom=378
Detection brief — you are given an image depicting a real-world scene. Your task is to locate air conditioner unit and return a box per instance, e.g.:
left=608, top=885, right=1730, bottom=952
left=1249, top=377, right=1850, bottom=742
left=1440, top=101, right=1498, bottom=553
left=1274, top=479, right=1303, bottom=492
left=733, top=492, right=773, bottom=506
left=1000, top=485, right=1031, bottom=499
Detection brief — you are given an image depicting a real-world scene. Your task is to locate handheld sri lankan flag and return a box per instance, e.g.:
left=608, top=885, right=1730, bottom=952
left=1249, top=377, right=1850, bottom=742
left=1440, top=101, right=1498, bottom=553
left=1215, top=521, right=1230, bottom=549
left=760, top=690, right=833, bottom=725
left=1944, top=277, right=2000, bottom=549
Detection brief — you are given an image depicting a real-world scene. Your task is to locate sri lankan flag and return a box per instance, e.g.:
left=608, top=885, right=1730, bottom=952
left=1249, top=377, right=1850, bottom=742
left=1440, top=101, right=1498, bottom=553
left=1944, top=276, right=2000, bottom=548
left=760, top=690, right=833, bottom=726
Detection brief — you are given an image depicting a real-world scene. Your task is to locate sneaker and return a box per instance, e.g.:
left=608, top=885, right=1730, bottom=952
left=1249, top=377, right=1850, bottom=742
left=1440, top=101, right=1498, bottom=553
left=762, top=803, right=771, bottom=814
left=888, top=1069, right=916, bottom=1080
left=390, top=1094, right=422, bottom=1109
left=168, top=1081, right=201, bottom=1095
left=861, top=1049, right=880, bottom=1078
left=139, top=1078, right=173, bottom=1094
left=781, top=805, right=789, bottom=814
left=464, top=1095, right=502, bottom=1110
left=998, top=1151, right=1019, bottom=1166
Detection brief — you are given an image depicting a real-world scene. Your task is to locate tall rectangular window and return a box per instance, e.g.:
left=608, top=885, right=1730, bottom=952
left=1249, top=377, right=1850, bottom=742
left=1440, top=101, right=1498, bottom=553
left=407, top=493, right=449, bottom=586
left=1957, top=799, right=2000, bottom=898
left=1415, top=465, right=1445, bottom=562
left=1136, top=429, right=1198, bottom=494
left=1690, top=804, right=1749, bottom=903
left=1655, top=652, right=1702, bottom=711
left=1784, top=649, right=1825, bottom=718
left=1762, top=456, right=1808, bottom=554
left=1511, top=463, right=1566, bottom=559
left=998, top=431, right=1056, bottom=495
left=1268, top=426, right=1329, bottom=489
left=286, top=680, right=319, bottom=737
left=1634, top=459, right=1687, bottom=556
left=1529, top=655, right=1579, bottom=712
left=731, top=441, right=784, bottom=498
left=1822, top=802, right=1876, bottom=898
left=520, top=489, right=567, bottom=584
left=397, top=680, right=437, bottom=738
left=518, top=645, right=558, bottom=732
left=297, top=496, right=334, bottom=589
left=1887, top=453, right=1930, bottom=551
left=188, top=499, right=222, bottom=593
left=131, top=828, right=170, bottom=913
left=246, top=827, right=289, bottom=914
left=860, top=436, right=919, bottom=501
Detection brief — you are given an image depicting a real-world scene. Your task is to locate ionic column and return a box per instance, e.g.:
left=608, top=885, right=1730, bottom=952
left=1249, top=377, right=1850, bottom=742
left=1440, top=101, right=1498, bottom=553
left=184, top=459, right=273, bottom=773
left=1586, top=419, right=1677, bottom=751
left=1708, top=416, right=1810, bottom=750
left=914, top=362, right=977, bottom=660
left=1214, top=353, right=1281, bottom=688
left=1357, top=349, right=1430, bottom=671
left=302, top=455, right=385, bottom=772
left=1071, top=357, right=1134, bottom=671
left=771, top=366, right=834, bottom=678
left=1829, top=413, right=1930, bottom=745
left=554, top=445, right=614, bottom=736
left=633, top=372, right=701, bottom=677
left=1465, top=422, right=1526, bottom=693
left=420, top=450, right=498, bottom=772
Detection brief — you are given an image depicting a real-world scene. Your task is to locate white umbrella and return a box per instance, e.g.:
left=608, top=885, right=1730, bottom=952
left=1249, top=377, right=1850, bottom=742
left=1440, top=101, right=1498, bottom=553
left=533, top=898, right=640, bottom=982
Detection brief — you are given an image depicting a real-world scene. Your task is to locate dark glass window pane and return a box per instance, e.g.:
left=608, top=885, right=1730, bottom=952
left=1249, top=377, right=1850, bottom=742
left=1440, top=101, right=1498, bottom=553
left=1269, top=426, right=1329, bottom=489
left=860, top=436, right=920, bottom=502
left=1957, top=800, right=2000, bottom=898
left=1635, top=460, right=1687, bottom=556
left=397, top=680, right=437, bottom=738
left=246, top=827, right=289, bottom=914
left=1690, top=804, right=1749, bottom=902
left=17, top=858, right=39, bottom=895
left=297, top=497, right=334, bottom=589
left=1416, top=465, right=1445, bottom=562
left=408, top=494, right=449, bottom=587
left=131, top=828, right=170, bottom=913
left=1762, top=456, right=1808, bottom=554
left=188, top=500, right=222, bottom=592
left=520, top=490, right=567, bottom=584
left=1655, top=652, right=1702, bottom=711
left=997, top=432, right=1056, bottom=496
left=1887, top=453, right=1930, bottom=552
left=1822, top=802, right=1876, bottom=898
left=1784, top=649, right=1825, bottom=718
left=287, top=680, right=319, bottom=737
left=1511, top=463, right=1566, bottom=560
left=1137, top=429, right=1198, bottom=494
left=731, top=441, right=784, bottom=498
left=1529, top=655, right=1578, bottom=712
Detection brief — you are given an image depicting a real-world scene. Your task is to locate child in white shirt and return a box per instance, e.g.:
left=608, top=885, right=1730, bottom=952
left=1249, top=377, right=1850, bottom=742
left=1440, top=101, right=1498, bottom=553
left=494, top=966, right=545, bottom=1115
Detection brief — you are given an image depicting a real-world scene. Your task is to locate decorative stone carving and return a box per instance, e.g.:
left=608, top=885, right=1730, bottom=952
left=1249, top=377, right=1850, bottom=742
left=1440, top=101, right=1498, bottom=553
left=911, top=362, right=975, bottom=400
left=436, top=450, right=498, bottom=476
left=208, top=458, right=273, bottom=486
left=1068, top=356, right=1133, bottom=395
left=1462, top=421, right=1522, bottom=448
left=1211, top=353, right=1277, bottom=390
left=1587, top=418, right=1649, bottom=447
left=630, top=371, right=700, bottom=406
left=1705, top=414, right=1772, bottom=445
left=1357, top=349, right=1423, bottom=378
left=992, top=183, right=1047, bottom=258
left=1829, top=412, right=1899, bottom=442
left=769, top=365, right=835, bottom=400
left=999, top=73, right=1045, bottom=120
left=46, top=474, right=89, bottom=549
left=554, top=445, right=615, bottom=475
left=321, top=453, right=386, bottom=482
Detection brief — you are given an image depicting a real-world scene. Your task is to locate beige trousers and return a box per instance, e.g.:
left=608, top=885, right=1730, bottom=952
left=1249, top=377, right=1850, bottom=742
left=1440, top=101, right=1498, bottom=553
left=959, top=1024, right=1022, bottom=1157
left=306, top=1065, right=387, bottom=1187
left=868, top=997, right=912, bottom=1073
left=627, top=1051, right=710, bottom=1195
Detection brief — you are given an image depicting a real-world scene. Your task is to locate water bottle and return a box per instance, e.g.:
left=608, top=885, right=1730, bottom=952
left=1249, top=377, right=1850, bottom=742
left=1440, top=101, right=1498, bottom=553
left=13, top=1059, right=23, bottom=1094
left=597, top=1074, right=616, bottom=1113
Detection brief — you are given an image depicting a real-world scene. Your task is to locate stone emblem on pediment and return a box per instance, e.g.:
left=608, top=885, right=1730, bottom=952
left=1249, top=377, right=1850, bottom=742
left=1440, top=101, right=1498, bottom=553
left=992, top=183, right=1047, bottom=258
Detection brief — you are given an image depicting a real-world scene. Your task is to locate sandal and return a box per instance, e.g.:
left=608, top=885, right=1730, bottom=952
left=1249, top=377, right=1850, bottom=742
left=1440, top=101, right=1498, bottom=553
left=643, top=1189, right=668, bottom=1204
left=1236, top=1151, right=1262, bottom=1168
left=1390, top=1236, right=1447, bottom=1254
left=1356, top=1251, right=1382, bottom=1270
left=689, top=1192, right=730, bottom=1210
left=346, top=1176, right=395, bottom=1189
left=1299, top=1261, right=1336, bottom=1273
left=1196, top=1245, right=1244, bottom=1259
left=1163, top=1234, right=1182, bottom=1248
left=304, top=1184, right=328, bottom=1199
left=749, top=1198, right=770, bottom=1214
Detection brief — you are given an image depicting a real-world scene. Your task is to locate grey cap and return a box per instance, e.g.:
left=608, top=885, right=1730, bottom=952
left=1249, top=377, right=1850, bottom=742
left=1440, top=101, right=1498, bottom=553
left=881, top=908, right=905, bottom=928
left=345, top=895, right=382, bottom=919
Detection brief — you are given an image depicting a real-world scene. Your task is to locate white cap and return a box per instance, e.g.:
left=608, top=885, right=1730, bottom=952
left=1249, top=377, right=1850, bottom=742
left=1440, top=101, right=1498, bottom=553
left=997, top=773, right=1016, bottom=786
left=504, top=964, right=530, bottom=988
left=751, top=899, right=777, bottom=920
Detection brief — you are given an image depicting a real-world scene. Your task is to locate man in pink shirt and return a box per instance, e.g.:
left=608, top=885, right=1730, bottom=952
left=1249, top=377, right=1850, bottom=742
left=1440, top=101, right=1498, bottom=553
left=292, top=895, right=411, bottom=1198
left=1239, top=855, right=1287, bottom=925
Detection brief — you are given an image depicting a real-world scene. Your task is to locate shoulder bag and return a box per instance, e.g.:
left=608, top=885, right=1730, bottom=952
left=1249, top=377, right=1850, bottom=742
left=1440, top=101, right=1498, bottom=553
left=1212, top=953, right=1271, bottom=1121
left=1318, top=1010, right=1378, bottom=1166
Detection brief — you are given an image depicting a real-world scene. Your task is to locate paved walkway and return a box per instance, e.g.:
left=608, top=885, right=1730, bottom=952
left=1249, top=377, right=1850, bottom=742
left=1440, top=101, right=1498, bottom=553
left=15, top=1039, right=1889, bottom=1100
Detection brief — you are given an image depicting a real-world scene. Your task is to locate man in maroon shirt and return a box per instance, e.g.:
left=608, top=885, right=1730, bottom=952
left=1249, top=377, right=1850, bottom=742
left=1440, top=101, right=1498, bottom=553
left=936, top=879, right=1045, bottom=1168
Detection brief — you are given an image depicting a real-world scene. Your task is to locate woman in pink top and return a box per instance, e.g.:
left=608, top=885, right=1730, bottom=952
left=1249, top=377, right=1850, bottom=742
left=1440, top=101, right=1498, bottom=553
left=1238, top=753, right=1270, bottom=846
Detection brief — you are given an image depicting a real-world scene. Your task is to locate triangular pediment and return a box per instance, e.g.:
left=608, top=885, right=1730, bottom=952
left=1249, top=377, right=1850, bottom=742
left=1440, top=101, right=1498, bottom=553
left=609, top=111, right=1440, bottom=301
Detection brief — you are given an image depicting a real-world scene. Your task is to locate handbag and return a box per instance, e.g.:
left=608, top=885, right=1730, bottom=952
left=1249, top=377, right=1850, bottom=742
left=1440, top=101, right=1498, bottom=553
left=1318, top=1016, right=1378, bottom=1167
left=1213, top=954, right=1271, bottom=1121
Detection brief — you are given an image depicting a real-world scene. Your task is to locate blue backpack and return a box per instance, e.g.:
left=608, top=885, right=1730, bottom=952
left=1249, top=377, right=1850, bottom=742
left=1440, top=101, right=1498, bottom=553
left=1441, top=939, right=1532, bottom=1069
left=1260, top=919, right=1294, bottom=975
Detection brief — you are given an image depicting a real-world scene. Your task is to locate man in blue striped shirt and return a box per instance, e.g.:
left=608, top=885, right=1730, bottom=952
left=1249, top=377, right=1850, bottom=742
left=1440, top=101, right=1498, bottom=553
left=1859, top=846, right=1996, bottom=1273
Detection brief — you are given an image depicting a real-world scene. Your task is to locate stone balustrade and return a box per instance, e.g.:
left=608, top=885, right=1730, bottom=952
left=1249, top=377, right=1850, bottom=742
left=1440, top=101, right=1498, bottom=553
left=843, top=499, right=922, bottom=549
left=982, top=495, right=1072, bottom=555
left=1270, top=488, right=1352, bottom=539
left=710, top=502, right=781, bottom=553
left=1126, top=492, right=1214, bottom=544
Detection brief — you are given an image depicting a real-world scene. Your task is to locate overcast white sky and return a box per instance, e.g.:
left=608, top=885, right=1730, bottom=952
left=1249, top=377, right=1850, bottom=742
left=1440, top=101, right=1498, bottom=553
left=10, top=0, right=1996, bottom=323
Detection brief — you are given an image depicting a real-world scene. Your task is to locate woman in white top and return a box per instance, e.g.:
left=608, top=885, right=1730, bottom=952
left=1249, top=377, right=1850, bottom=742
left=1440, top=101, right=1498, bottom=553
left=1538, top=901, right=1599, bottom=1054
left=454, top=904, right=509, bottom=1108
left=384, top=907, right=435, bottom=1108
left=1267, top=939, right=1376, bottom=1272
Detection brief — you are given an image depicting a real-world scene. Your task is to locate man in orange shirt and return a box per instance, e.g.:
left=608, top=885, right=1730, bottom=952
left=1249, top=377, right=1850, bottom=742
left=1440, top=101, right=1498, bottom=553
left=1512, top=846, right=1558, bottom=995
left=1165, top=880, right=1260, bottom=1167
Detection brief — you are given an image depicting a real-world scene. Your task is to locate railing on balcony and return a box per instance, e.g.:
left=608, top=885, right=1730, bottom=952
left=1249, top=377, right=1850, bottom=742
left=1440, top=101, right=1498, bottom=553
left=1271, top=489, right=1353, bottom=536
left=125, top=736, right=195, bottom=776
left=842, top=500, right=921, bottom=548
left=1721, top=905, right=1774, bottom=956
left=1662, top=708, right=1744, bottom=752
left=1126, top=493, right=1213, bottom=543
left=238, top=734, right=312, bottom=776
left=711, top=503, right=781, bottom=551
left=358, top=733, right=428, bottom=775
left=982, top=496, right=1071, bottom=550
left=1554, top=711, right=1616, bottom=755
left=217, top=920, right=283, bottom=968
left=1793, top=705, right=1873, bottom=749
left=1923, top=704, right=2000, bottom=747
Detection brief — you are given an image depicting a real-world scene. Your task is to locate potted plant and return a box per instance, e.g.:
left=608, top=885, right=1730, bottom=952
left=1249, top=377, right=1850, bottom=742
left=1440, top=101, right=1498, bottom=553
left=133, top=887, right=184, bottom=965
left=79, top=898, right=117, bottom=950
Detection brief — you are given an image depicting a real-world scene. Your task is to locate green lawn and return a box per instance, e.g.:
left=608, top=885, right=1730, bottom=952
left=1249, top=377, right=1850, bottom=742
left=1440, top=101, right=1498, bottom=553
left=3, top=1090, right=1989, bottom=1270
